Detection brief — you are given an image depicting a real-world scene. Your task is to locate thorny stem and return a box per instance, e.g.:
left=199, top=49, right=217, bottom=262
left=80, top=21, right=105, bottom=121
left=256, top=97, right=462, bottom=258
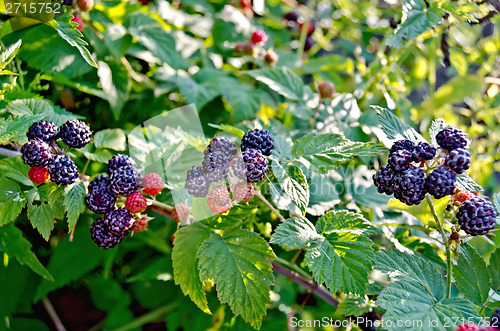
left=255, top=191, right=285, bottom=222
left=426, top=194, right=452, bottom=298
left=0, top=147, right=20, bottom=157
left=149, top=199, right=173, bottom=212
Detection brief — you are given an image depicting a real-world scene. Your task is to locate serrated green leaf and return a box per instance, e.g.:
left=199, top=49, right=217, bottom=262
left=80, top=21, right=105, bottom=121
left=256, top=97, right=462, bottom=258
left=335, top=296, right=371, bottom=317
left=28, top=204, right=55, bottom=241
left=272, top=135, right=293, bottom=162
left=93, top=128, right=127, bottom=151
left=387, top=196, right=449, bottom=227
left=6, top=98, right=77, bottom=126
left=271, top=162, right=309, bottom=212
left=375, top=249, right=445, bottom=301
left=0, top=39, right=22, bottom=70
left=172, top=222, right=212, bottom=314
left=244, top=67, right=304, bottom=100
left=197, top=228, right=276, bottom=329
left=207, top=124, right=245, bottom=139
left=64, top=181, right=86, bottom=231
left=373, top=106, right=425, bottom=142
left=387, top=0, right=444, bottom=48
left=453, top=243, right=490, bottom=306
left=0, top=224, right=53, bottom=280
left=305, top=231, right=374, bottom=296
left=291, top=133, right=387, bottom=173
left=34, top=226, right=106, bottom=301
left=270, top=216, right=320, bottom=249
left=97, top=61, right=131, bottom=120
left=488, top=246, right=500, bottom=291
left=492, top=193, right=500, bottom=216
left=0, top=156, right=32, bottom=186
left=103, top=23, right=132, bottom=60
left=0, top=114, right=45, bottom=144
left=0, top=178, right=27, bottom=226
left=317, top=210, right=381, bottom=236
left=429, top=118, right=449, bottom=146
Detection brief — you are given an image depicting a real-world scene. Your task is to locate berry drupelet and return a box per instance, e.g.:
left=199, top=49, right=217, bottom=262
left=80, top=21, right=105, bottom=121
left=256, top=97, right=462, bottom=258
left=456, top=197, right=497, bottom=236
left=392, top=167, right=427, bottom=205
left=22, top=139, right=53, bottom=167
left=48, top=155, right=78, bottom=185
left=232, top=182, right=254, bottom=203
left=27, top=121, right=59, bottom=141
left=85, top=184, right=116, bottom=214
left=425, top=167, right=456, bottom=199
left=209, top=184, right=232, bottom=207
left=241, top=129, right=275, bottom=156
left=436, top=127, right=468, bottom=151
left=126, top=192, right=148, bottom=214
left=28, top=167, right=50, bottom=185
left=88, top=174, right=110, bottom=191
left=60, top=120, right=92, bottom=149
left=142, top=173, right=164, bottom=196
left=202, top=151, right=229, bottom=183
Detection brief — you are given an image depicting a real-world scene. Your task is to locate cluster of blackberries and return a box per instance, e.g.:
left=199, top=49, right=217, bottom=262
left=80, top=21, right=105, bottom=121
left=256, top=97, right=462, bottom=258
left=23, top=120, right=92, bottom=186
left=87, top=154, right=164, bottom=249
left=283, top=11, right=316, bottom=51
left=234, top=30, right=279, bottom=66
left=184, top=130, right=273, bottom=214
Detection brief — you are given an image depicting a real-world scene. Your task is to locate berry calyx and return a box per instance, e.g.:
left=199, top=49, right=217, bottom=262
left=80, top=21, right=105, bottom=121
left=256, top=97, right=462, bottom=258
left=232, top=182, right=254, bottom=203
left=90, top=218, right=123, bottom=249
left=457, top=197, right=497, bottom=236
left=142, top=173, right=164, bottom=196
left=48, top=155, right=79, bottom=186
left=436, top=127, right=468, bottom=151
left=445, top=148, right=471, bottom=174
left=251, top=30, right=267, bottom=45
left=373, top=165, right=394, bottom=195
left=59, top=119, right=92, bottom=149
left=317, top=81, right=336, bottom=99
left=103, top=208, right=134, bottom=236
left=21, top=139, right=53, bottom=167
left=232, top=149, right=269, bottom=183
left=392, top=167, right=427, bottom=205
left=77, top=0, right=94, bottom=11
left=241, top=129, right=275, bottom=156
left=28, top=167, right=50, bottom=185
left=425, top=167, right=456, bottom=199
left=27, top=121, right=59, bottom=141
left=172, top=204, right=190, bottom=223
left=126, top=192, right=148, bottom=214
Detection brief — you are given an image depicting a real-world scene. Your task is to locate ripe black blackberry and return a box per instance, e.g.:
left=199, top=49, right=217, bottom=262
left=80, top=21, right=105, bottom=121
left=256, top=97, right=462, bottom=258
left=425, top=167, right=456, bottom=199
left=90, top=218, right=122, bottom=249
left=436, top=127, right=468, bottom=150
left=60, top=119, right=92, bottom=148
left=86, top=184, right=116, bottom=214
left=389, top=139, right=415, bottom=154
left=48, top=155, right=78, bottom=185
left=186, top=165, right=205, bottom=181
left=185, top=176, right=210, bottom=197
left=232, top=149, right=269, bottom=183
left=21, top=139, right=53, bottom=167
left=88, top=174, right=110, bottom=191
left=202, top=151, right=229, bottom=183
left=204, top=136, right=237, bottom=159
left=373, top=165, right=395, bottom=195
left=27, top=121, right=59, bottom=141
left=108, top=154, right=136, bottom=174
left=109, top=165, right=142, bottom=195
left=411, top=142, right=436, bottom=162
left=103, top=208, right=134, bottom=236
left=392, top=167, right=427, bottom=205
left=445, top=148, right=470, bottom=174
left=241, top=129, right=275, bottom=156
left=456, top=197, right=497, bottom=236
left=388, top=149, right=412, bottom=172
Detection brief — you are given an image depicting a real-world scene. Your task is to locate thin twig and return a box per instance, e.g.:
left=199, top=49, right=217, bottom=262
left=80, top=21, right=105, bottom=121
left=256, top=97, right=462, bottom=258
left=42, top=296, right=67, bottom=331
left=112, top=304, right=177, bottom=331
left=255, top=191, right=285, bottom=222
left=0, top=147, right=21, bottom=157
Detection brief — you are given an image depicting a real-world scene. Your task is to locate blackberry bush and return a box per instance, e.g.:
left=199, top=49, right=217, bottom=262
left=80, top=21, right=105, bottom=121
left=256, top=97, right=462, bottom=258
left=59, top=119, right=92, bottom=149
left=48, top=155, right=78, bottom=185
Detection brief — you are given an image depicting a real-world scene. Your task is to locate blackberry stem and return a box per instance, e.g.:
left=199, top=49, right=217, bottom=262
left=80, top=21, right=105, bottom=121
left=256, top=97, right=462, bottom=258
left=148, top=199, right=173, bottom=212
left=426, top=194, right=452, bottom=298
left=255, top=191, right=285, bottom=222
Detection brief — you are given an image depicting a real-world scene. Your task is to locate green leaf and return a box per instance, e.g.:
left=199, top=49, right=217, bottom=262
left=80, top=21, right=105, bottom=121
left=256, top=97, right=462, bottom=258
left=0, top=39, right=22, bottom=71
left=28, top=204, right=55, bottom=241
left=488, top=246, right=500, bottom=291
left=0, top=114, right=45, bottom=144
left=93, top=128, right=127, bottom=151
left=64, top=181, right=86, bottom=231
left=172, top=222, right=212, bottom=314
left=0, top=178, right=27, bottom=226
left=0, top=156, right=32, bottom=186
left=207, top=124, right=245, bottom=140
left=373, top=106, right=425, bottom=142
left=335, top=296, right=371, bottom=317
left=453, top=243, right=490, bottom=306
left=455, top=173, right=483, bottom=193
left=127, top=257, right=172, bottom=283
left=244, top=67, right=304, bottom=100
left=291, top=133, right=387, bottom=173
left=6, top=98, right=77, bottom=126
left=34, top=226, right=106, bottom=301
left=97, top=61, right=131, bottom=120
left=428, top=118, right=449, bottom=146
left=270, top=216, right=321, bottom=249
left=272, top=135, right=293, bottom=162
left=53, top=12, right=98, bottom=68
left=387, top=196, right=449, bottom=227
left=317, top=210, right=381, bottom=236
left=0, top=224, right=53, bottom=280
left=375, top=249, right=446, bottom=301
left=387, top=0, right=444, bottom=48
left=197, top=228, right=276, bottom=329
left=271, top=162, right=309, bottom=212
left=492, top=193, right=500, bottom=216
left=103, top=23, right=132, bottom=60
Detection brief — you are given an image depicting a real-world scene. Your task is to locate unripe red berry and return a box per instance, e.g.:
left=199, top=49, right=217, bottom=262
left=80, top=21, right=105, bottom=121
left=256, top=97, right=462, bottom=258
left=126, top=192, right=148, bottom=214
left=264, top=49, right=278, bottom=66
left=232, top=182, right=254, bottom=203
left=242, top=42, right=256, bottom=55
left=77, top=0, right=94, bottom=11
left=240, top=0, right=251, bottom=9
left=138, top=0, right=150, bottom=4
left=132, top=217, right=149, bottom=233
left=29, top=167, right=50, bottom=185
left=454, top=324, right=479, bottom=331
left=172, top=204, right=190, bottom=223
left=142, top=173, right=164, bottom=196
left=207, top=197, right=231, bottom=214
left=299, top=20, right=315, bottom=35
left=453, top=190, right=478, bottom=205
left=318, top=81, right=336, bottom=99
left=251, top=30, right=268, bottom=45
left=71, top=16, right=84, bottom=32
